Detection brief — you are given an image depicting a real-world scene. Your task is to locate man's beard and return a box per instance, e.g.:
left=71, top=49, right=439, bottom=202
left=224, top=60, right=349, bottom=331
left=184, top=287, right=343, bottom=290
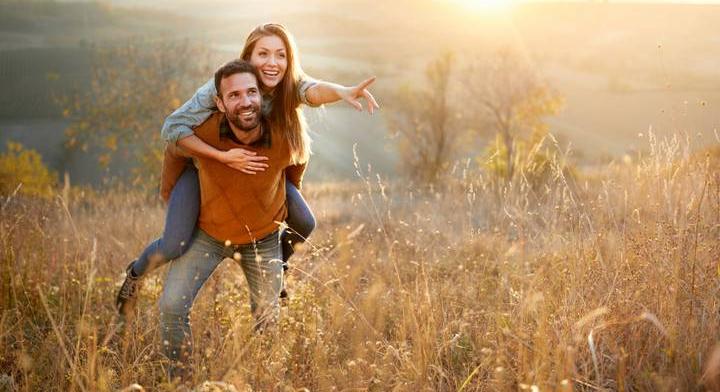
left=227, top=104, right=260, bottom=132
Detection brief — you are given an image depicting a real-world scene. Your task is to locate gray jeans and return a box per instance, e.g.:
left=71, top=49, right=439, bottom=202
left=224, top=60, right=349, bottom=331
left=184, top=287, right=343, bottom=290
left=158, top=228, right=283, bottom=371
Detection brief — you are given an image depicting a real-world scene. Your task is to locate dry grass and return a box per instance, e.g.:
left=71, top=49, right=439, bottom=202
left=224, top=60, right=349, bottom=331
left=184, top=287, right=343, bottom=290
left=1, top=135, right=719, bottom=391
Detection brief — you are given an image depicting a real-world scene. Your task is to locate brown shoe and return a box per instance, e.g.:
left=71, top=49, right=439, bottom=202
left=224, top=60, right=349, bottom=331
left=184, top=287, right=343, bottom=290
left=116, top=261, right=142, bottom=317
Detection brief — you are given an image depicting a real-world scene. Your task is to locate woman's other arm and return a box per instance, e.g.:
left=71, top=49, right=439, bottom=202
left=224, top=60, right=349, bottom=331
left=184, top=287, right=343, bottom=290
left=161, top=78, right=217, bottom=145
left=162, top=78, right=269, bottom=174
left=303, top=77, right=380, bottom=114
left=177, top=135, right=269, bottom=174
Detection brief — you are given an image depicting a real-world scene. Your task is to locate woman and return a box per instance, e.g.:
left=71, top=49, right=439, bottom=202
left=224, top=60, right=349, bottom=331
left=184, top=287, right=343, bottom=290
left=115, top=23, right=378, bottom=317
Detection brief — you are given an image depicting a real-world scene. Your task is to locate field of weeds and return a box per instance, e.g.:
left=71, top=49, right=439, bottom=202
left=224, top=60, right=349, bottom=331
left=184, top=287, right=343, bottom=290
left=1, top=136, right=719, bottom=391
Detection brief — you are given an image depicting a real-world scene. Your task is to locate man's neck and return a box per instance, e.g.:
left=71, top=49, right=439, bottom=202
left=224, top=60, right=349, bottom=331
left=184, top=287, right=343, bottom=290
left=228, top=121, right=262, bottom=145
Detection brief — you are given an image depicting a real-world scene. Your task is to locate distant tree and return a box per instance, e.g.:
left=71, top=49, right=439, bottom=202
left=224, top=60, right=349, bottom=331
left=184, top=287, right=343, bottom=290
left=465, top=48, right=563, bottom=180
left=387, top=52, right=460, bottom=183
left=62, top=39, right=213, bottom=188
left=0, top=141, right=56, bottom=199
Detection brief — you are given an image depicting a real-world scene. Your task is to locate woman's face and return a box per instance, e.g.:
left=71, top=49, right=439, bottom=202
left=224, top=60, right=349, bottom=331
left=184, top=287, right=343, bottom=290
left=249, top=35, right=288, bottom=91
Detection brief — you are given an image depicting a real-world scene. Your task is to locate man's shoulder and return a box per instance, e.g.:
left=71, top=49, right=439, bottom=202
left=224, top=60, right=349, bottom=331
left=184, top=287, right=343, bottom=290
left=194, top=112, right=224, bottom=141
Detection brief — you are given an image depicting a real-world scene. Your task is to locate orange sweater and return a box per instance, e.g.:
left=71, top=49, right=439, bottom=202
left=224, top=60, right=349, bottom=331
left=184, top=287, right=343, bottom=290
left=160, top=112, right=306, bottom=245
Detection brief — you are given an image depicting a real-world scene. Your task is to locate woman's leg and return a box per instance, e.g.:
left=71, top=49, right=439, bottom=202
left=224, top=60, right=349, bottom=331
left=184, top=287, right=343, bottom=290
left=278, top=180, right=315, bottom=300
left=133, top=166, right=200, bottom=277
left=281, top=179, right=316, bottom=263
left=116, top=166, right=200, bottom=317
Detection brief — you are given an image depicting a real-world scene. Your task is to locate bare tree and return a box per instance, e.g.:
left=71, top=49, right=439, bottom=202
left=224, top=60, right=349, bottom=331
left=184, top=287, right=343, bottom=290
left=465, top=48, right=563, bottom=180
left=387, top=52, right=459, bottom=183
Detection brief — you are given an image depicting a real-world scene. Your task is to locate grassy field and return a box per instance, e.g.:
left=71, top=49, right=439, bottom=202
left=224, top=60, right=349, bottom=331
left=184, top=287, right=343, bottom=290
left=1, top=135, right=718, bottom=391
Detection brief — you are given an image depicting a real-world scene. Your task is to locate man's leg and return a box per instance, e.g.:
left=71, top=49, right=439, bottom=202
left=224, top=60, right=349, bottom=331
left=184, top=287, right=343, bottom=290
left=237, top=231, right=283, bottom=331
left=158, top=229, right=224, bottom=379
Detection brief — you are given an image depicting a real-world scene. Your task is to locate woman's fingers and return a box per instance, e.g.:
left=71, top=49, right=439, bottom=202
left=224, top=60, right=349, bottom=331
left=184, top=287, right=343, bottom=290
left=228, top=147, right=256, bottom=156
left=347, top=76, right=379, bottom=114
left=365, top=90, right=380, bottom=109
left=350, top=99, right=363, bottom=111
left=362, top=90, right=379, bottom=114
left=245, top=155, right=269, bottom=162
left=246, top=162, right=269, bottom=169
left=355, top=76, right=376, bottom=91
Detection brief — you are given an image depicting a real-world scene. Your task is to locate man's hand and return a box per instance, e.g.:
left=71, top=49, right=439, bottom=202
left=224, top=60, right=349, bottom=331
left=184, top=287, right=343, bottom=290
left=340, top=77, right=380, bottom=114
left=219, top=148, right=269, bottom=174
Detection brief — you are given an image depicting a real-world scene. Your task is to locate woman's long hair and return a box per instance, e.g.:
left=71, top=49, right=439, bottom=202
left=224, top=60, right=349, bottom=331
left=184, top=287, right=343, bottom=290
left=240, top=23, right=311, bottom=165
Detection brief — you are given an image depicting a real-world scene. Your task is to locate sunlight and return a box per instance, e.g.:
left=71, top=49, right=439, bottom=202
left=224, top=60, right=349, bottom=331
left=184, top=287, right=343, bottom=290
left=447, top=0, right=515, bottom=12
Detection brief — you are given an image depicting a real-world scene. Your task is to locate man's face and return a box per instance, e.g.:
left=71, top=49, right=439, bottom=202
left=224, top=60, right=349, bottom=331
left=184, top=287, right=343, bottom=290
left=216, top=72, right=262, bottom=132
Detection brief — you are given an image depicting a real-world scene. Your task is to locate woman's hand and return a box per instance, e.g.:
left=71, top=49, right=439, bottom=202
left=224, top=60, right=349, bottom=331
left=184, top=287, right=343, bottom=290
left=339, top=77, right=380, bottom=114
left=219, top=148, right=269, bottom=174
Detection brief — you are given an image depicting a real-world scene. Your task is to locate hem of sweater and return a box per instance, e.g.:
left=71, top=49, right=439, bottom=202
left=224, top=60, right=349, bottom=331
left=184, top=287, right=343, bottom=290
left=199, top=222, right=281, bottom=246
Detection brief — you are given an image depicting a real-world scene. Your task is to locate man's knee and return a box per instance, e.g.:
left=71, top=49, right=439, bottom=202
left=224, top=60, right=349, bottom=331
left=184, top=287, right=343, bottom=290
left=158, top=294, right=190, bottom=325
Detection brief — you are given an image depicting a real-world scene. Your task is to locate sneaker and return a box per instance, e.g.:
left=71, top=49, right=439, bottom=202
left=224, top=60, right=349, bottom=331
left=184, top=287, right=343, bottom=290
left=279, top=261, right=289, bottom=301
left=116, top=261, right=142, bottom=317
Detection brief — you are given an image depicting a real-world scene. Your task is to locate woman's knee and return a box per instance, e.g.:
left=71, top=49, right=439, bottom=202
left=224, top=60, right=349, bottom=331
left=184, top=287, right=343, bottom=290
left=290, top=210, right=315, bottom=238
left=157, top=235, right=193, bottom=261
left=162, top=166, right=199, bottom=261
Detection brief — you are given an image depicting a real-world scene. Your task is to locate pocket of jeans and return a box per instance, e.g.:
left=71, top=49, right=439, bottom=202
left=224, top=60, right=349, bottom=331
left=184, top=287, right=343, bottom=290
left=254, top=231, right=281, bottom=262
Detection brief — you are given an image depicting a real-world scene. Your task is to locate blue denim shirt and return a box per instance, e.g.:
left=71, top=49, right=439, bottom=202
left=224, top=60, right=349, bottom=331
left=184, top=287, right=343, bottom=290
left=161, top=77, right=318, bottom=144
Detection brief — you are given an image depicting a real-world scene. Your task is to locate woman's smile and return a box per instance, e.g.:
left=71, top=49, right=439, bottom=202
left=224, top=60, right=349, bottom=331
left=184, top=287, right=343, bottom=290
left=250, top=35, right=288, bottom=89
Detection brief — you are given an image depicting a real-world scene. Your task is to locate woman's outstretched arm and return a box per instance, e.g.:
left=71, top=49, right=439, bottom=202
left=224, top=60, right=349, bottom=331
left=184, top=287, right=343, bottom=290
left=304, top=77, right=380, bottom=114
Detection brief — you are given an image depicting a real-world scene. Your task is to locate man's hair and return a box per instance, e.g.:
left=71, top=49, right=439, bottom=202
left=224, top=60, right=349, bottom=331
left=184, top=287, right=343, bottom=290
left=214, top=60, right=261, bottom=97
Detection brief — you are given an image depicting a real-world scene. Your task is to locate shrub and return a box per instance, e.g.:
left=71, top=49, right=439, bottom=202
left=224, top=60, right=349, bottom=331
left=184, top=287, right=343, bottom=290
left=0, top=141, right=56, bottom=198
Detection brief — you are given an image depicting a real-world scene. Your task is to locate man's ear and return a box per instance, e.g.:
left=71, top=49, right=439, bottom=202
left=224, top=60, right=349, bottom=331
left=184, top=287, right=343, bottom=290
left=214, top=95, right=226, bottom=113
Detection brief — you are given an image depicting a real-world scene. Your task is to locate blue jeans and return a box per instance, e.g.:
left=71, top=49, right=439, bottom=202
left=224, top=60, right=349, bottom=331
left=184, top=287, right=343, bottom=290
left=159, top=229, right=283, bottom=374
left=282, top=181, right=316, bottom=264
left=132, top=166, right=315, bottom=277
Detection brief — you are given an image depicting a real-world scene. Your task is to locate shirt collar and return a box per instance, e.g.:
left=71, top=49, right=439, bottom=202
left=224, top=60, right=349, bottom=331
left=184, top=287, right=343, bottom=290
left=219, top=115, right=271, bottom=148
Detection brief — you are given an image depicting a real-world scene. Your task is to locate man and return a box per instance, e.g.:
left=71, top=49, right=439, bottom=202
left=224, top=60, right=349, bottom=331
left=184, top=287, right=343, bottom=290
left=153, top=59, right=305, bottom=377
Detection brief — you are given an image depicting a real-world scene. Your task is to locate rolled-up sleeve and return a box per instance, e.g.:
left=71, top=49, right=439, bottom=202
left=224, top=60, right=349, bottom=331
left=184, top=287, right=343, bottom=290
left=285, top=163, right=307, bottom=190
left=159, top=143, right=192, bottom=202
left=297, top=77, right=319, bottom=107
left=161, top=78, right=218, bottom=144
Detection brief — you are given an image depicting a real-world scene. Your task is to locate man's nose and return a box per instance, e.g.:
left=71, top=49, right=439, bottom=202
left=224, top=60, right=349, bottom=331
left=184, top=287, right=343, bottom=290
left=239, top=94, right=251, bottom=106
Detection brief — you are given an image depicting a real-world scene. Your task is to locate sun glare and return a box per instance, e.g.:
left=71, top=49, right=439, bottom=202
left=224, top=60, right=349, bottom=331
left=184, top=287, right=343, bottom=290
left=448, top=0, right=514, bottom=11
